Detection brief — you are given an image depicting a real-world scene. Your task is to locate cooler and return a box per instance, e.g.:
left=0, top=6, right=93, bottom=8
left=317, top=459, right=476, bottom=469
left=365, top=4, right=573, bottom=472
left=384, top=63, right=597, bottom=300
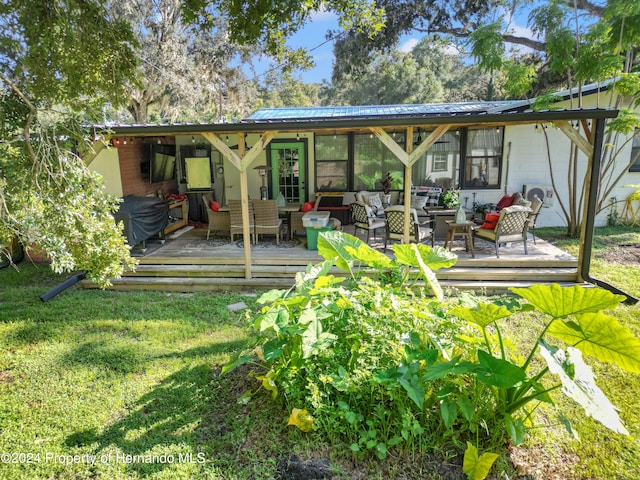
left=302, top=211, right=331, bottom=250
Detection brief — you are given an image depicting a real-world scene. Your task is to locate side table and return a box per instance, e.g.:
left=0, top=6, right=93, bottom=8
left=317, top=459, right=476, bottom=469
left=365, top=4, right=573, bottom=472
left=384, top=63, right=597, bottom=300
left=443, top=220, right=475, bottom=258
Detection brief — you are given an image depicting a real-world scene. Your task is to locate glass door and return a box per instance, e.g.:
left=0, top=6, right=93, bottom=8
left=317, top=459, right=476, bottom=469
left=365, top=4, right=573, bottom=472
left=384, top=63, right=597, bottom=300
left=269, top=142, right=306, bottom=203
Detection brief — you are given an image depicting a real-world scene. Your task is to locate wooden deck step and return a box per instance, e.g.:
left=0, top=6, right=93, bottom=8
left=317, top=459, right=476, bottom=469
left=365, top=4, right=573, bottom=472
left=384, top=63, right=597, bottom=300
left=436, top=266, right=578, bottom=282
left=81, top=276, right=585, bottom=294
left=122, top=263, right=577, bottom=282
left=123, top=263, right=346, bottom=278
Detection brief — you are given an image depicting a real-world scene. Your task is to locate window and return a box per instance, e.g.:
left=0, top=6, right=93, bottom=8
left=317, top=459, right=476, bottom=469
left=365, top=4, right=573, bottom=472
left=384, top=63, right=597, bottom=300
left=315, top=135, right=349, bottom=190
left=314, top=127, right=504, bottom=192
left=461, top=128, right=503, bottom=189
left=412, top=131, right=460, bottom=190
left=432, top=152, right=448, bottom=172
left=630, top=129, right=640, bottom=172
left=353, top=133, right=405, bottom=191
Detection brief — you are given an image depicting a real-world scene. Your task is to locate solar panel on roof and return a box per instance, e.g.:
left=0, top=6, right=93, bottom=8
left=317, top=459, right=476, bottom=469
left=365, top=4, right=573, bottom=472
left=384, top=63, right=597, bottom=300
left=247, top=101, right=524, bottom=121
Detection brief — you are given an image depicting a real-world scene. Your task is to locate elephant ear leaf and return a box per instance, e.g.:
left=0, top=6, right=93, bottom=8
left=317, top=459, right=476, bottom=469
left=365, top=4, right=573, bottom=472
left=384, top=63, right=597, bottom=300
left=317, top=231, right=362, bottom=271
left=452, top=303, right=513, bottom=331
left=547, top=313, right=640, bottom=373
left=538, top=340, right=629, bottom=435
left=394, top=243, right=457, bottom=271
left=463, top=442, right=499, bottom=480
left=510, top=284, right=624, bottom=318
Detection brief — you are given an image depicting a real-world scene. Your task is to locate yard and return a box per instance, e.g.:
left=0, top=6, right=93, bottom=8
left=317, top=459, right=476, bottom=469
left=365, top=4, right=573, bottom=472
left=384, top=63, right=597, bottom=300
left=0, top=226, right=638, bottom=480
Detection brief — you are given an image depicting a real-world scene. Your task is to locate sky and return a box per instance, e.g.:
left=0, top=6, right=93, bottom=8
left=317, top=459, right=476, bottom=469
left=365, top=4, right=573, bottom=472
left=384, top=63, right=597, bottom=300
left=247, top=8, right=535, bottom=85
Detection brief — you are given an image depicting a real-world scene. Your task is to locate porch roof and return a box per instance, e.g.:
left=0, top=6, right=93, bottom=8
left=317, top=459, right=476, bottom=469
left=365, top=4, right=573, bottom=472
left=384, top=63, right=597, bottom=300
left=95, top=103, right=617, bottom=136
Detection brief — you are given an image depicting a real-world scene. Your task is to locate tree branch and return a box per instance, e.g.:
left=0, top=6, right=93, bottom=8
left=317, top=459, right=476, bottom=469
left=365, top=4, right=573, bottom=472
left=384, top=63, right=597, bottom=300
left=0, top=72, right=38, bottom=164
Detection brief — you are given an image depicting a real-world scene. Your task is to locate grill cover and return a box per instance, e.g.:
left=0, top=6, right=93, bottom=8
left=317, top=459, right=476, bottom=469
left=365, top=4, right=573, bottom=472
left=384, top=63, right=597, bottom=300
left=114, top=195, right=169, bottom=247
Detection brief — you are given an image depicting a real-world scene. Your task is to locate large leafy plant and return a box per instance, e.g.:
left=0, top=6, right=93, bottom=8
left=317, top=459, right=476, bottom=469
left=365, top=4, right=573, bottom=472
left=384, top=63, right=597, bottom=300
left=225, top=231, right=639, bottom=480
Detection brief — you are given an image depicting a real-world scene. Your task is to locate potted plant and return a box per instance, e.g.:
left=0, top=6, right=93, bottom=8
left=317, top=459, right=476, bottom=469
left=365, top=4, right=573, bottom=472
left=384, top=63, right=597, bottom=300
left=473, top=202, right=495, bottom=222
left=381, top=172, right=393, bottom=205
left=438, top=189, right=460, bottom=209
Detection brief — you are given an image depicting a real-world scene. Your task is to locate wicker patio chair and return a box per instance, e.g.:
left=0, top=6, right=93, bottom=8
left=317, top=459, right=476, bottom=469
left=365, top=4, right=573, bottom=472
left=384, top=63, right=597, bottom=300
left=384, top=205, right=433, bottom=252
left=351, top=201, right=385, bottom=244
left=202, top=195, right=230, bottom=240
left=252, top=199, right=284, bottom=245
left=229, top=199, right=255, bottom=244
left=289, top=211, right=306, bottom=239
left=473, top=205, right=531, bottom=257
left=526, top=195, right=544, bottom=244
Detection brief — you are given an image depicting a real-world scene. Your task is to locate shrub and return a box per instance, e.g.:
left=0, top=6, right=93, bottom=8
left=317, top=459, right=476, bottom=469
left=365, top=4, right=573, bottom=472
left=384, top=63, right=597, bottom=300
left=225, top=231, right=640, bottom=479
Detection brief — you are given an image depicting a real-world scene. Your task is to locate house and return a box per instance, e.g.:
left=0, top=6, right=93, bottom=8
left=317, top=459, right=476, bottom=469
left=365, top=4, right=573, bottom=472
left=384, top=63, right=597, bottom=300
left=85, top=81, right=638, bottom=298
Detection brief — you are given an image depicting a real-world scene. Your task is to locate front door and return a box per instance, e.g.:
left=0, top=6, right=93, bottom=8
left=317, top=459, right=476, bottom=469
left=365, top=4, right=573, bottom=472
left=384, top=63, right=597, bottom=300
left=269, top=141, right=306, bottom=203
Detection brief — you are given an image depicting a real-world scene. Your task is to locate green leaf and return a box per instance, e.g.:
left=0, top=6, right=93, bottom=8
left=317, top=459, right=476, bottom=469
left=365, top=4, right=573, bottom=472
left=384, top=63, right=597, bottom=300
left=316, top=230, right=366, bottom=271
left=257, top=289, right=286, bottom=304
left=510, top=285, right=625, bottom=319
left=558, top=412, right=580, bottom=441
left=221, top=351, right=254, bottom=375
left=456, top=395, right=475, bottom=422
left=440, top=399, right=458, bottom=428
left=505, top=414, right=526, bottom=445
left=547, top=313, right=640, bottom=373
left=256, top=306, right=289, bottom=333
left=375, top=442, right=387, bottom=460
left=262, top=337, right=287, bottom=361
left=475, top=350, right=526, bottom=388
left=538, top=340, right=629, bottom=435
left=463, top=442, right=499, bottom=480
left=423, top=356, right=475, bottom=381
left=394, top=243, right=458, bottom=271
left=301, top=312, right=337, bottom=359
left=294, top=260, right=335, bottom=288
left=452, top=303, right=513, bottom=330
left=398, top=377, right=425, bottom=409
left=344, top=243, right=394, bottom=269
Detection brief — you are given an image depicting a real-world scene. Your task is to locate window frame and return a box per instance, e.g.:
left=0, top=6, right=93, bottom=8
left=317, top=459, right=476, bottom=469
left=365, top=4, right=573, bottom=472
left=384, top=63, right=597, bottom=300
left=313, top=127, right=505, bottom=192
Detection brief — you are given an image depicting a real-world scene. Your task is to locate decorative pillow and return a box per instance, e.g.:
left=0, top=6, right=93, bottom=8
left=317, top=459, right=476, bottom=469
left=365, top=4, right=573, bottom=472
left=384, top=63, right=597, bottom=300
left=362, top=203, right=377, bottom=218
left=301, top=201, right=314, bottom=212
left=365, top=193, right=383, bottom=210
left=209, top=200, right=220, bottom=212
left=481, top=213, right=500, bottom=229
left=410, top=195, right=428, bottom=209
left=496, top=195, right=514, bottom=210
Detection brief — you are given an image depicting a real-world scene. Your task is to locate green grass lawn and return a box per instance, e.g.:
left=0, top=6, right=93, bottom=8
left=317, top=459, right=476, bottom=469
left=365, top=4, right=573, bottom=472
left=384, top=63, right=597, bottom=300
left=0, top=226, right=638, bottom=479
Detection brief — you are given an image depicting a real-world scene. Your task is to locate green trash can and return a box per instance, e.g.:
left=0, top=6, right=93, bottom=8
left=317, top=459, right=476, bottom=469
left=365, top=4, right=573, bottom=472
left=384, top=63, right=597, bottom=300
left=306, top=225, right=333, bottom=250
left=302, top=211, right=332, bottom=250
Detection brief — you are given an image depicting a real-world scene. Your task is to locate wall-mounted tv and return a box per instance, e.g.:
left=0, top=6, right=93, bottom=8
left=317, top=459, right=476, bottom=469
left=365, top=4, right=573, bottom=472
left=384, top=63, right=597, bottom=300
left=150, top=151, right=176, bottom=183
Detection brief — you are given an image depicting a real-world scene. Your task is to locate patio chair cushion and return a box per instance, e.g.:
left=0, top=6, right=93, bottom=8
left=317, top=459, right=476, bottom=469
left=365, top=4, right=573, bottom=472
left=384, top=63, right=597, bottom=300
left=481, top=212, right=500, bottom=229
left=364, top=193, right=384, bottom=211
left=209, top=200, right=220, bottom=212
left=496, top=195, right=514, bottom=210
left=410, top=195, right=428, bottom=209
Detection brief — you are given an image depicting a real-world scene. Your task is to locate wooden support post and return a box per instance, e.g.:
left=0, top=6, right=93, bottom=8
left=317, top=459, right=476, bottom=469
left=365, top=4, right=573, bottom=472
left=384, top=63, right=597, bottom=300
left=404, top=127, right=414, bottom=243
left=237, top=134, right=252, bottom=279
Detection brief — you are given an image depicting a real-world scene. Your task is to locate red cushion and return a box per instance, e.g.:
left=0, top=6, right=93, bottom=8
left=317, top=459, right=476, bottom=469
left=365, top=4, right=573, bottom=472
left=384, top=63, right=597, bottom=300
left=301, top=202, right=314, bottom=212
left=209, top=200, right=220, bottom=212
left=496, top=195, right=514, bottom=210
left=481, top=213, right=500, bottom=229
left=485, top=213, right=500, bottom=224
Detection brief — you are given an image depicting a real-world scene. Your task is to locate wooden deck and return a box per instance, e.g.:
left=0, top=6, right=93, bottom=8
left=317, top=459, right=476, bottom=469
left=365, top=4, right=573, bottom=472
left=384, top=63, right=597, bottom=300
left=82, top=224, right=580, bottom=293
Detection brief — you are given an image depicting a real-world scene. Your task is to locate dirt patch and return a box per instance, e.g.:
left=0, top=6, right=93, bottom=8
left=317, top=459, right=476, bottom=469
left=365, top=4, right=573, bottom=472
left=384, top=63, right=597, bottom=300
left=597, top=243, right=640, bottom=267
left=0, top=370, right=14, bottom=384
left=509, top=444, right=581, bottom=480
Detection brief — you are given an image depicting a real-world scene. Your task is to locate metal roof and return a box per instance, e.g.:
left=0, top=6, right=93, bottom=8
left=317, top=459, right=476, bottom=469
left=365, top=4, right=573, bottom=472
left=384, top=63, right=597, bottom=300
left=247, top=101, right=529, bottom=121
